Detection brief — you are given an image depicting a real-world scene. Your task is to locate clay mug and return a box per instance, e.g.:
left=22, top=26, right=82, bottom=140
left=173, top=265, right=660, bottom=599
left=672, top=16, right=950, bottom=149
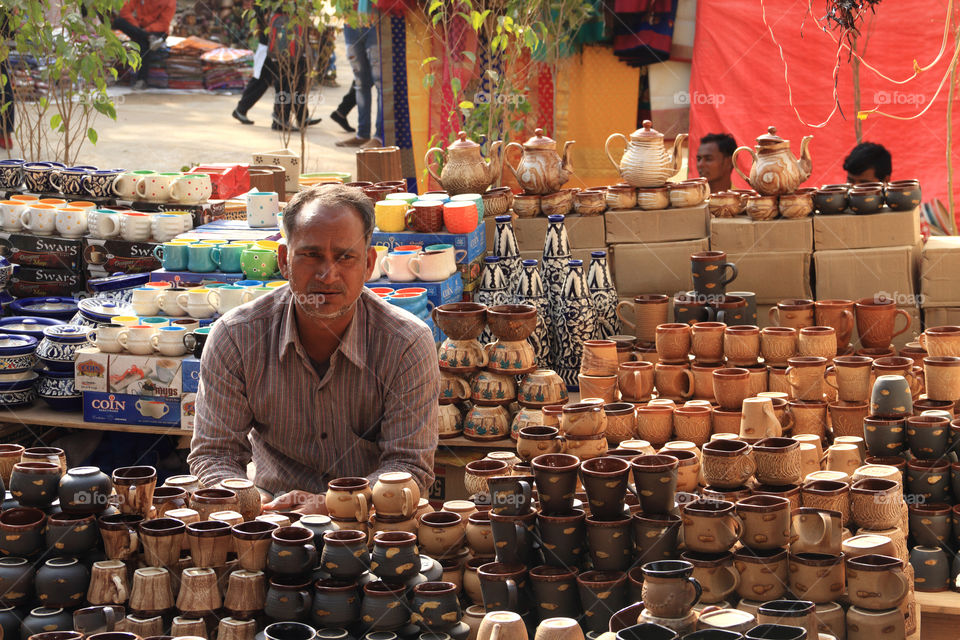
left=536, top=509, right=587, bottom=568
left=845, top=606, right=905, bottom=640
left=616, top=294, right=670, bottom=345
left=825, top=355, right=873, bottom=402
left=920, top=325, right=960, bottom=357
left=760, top=327, right=798, bottom=366
left=797, top=326, right=836, bottom=360
left=516, top=426, right=564, bottom=462
left=855, top=296, right=911, bottom=349
left=787, top=552, right=845, bottom=603
left=129, top=566, right=175, bottom=613
left=325, top=477, right=371, bottom=522
left=784, top=357, right=828, bottom=401
left=870, top=374, right=913, bottom=418
left=577, top=374, right=619, bottom=403
left=739, top=396, right=781, bottom=440
left=769, top=299, right=815, bottom=330
left=581, top=339, right=619, bottom=376
left=630, top=455, right=678, bottom=514
left=751, top=437, right=802, bottom=485
left=724, top=325, right=761, bottom=367
left=532, top=453, right=580, bottom=515
left=845, top=554, right=910, bottom=610
left=800, top=481, right=850, bottom=526
left=820, top=443, right=861, bottom=476
left=815, top=299, right=856, bottom=350
left=733, top=547, right=789, bottom=601
left=755, top=601, right=817, bottom=640
left=701, top=439, right=755, bottom=489
left=849, top=478, right=902, bottom=530
left=97, top=514, right=142, bottom=561
left=691, top=322, right=726, bottom=364
left=190, top=487, right=239, bottom=520
left=640, top=560, right=702, bottom=618
left=735, top=494, right=791, bottom=551
left=712, top=367, right=750, bottom=411
left=559, top=400, right=606, bottom=437
left=691, top=251, right=738, bottom=297
left=372, top=471, right=419, bottom=518
left=219, top=617, right=257, bottom=640
left=618, top=361, right=654, bottom=401
left=655, top=323, right=692, bottom=363
left=672, top=405, right=712, bottom=447
left=186, top=519, right=231, bottom=567
left=842, top=533, right=898, bottom=559
left=176, top=566, right=222, bottom=615
left=111, top=466, right=156, bottom=518
left=139, top=517, right=185, bottom=567
left=476, top=562, right=528, bottom=613
left=923, top=355, right=960, bottom=402
left=86, top=560, right=129, bottom=605
left=475, top=610, right=527, bottom=640
left=679, top=551, right=739, bottom=604
left=232, top=519, right=278, bottom=572
left=905, top=413, right=950, bottom=459
left=654, top=363, right=694, bottom=401
left=681, top=499, right=743, bottom=554
left=72, top=606, right=123, bottom=636
left=579, top=456, right=630, bottom=520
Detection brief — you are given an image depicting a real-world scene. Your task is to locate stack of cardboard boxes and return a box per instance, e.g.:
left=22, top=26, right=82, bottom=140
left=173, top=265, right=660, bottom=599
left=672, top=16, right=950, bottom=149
left=606, top=205, right=710, bottom=313
left=920, top=236, right=960, bottom=326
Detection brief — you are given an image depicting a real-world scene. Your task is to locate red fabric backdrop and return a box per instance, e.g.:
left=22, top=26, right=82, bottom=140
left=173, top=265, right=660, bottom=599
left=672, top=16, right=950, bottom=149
left=689, top=0, right=960, bottom=214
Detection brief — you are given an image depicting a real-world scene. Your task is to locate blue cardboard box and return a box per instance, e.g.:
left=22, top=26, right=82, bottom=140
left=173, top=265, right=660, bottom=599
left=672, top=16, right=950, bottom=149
left=371, top=222, right=487, bottom=264
left=182, top=357, right=201, bottom=394
left=366, top=272, right=464, bottom=309
left=83, top=392, right=181, bottom=427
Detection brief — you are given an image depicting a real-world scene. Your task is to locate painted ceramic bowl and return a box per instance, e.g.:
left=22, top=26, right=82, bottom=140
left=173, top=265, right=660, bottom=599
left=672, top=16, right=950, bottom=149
left=9, top=297, right=80, bottom=322
left=0, top=335, right=38, bottom=374
left=37, top=325, right=94, bottom=372
left=76, top=298, right=136, bottom=325
left=0, top=317, right=65, bottom=339
left=0, top=371, right=38, bottom=408
left=37, top=369, right=81, bottom=412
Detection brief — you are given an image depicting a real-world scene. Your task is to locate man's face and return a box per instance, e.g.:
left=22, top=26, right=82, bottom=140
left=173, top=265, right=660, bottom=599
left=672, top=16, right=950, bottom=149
left=696, top=142, right=732, bottom=184
left=278, top=205, right=376, bottom=320
left=847, top=167, right=881, bottom=184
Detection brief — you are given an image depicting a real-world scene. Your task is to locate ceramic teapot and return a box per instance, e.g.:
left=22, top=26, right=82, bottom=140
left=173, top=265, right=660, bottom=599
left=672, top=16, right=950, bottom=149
left=605, top=120, right=688, bottom=188
left=733, top=126, right=813, bottom=196
left=425, top=131, right=503, bottom=196
left=505, top=128, right=574, bottom=195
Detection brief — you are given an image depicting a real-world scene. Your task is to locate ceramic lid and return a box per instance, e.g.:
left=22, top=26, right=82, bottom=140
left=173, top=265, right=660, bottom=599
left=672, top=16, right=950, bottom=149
left=42, top=324, right=93, bottom=341
left=447, top=131, right=481, bottom=150
left=19, top=298, right=77, bottom=311
left=0, top=334, right=38, bottom=354
left=756, top=126, right=787, bottom=145
left=629, top=120, right=664, bottom=140
left=78, top=297, right=135, bottom=322
left=522, top=128, right=557, bottom=149
left=0, top=317, right=64, bottom=335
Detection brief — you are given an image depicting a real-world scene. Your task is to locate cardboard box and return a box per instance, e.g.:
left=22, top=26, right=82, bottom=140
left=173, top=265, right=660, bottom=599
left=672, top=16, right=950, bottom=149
left=9, top=265, right=85, bottom=297
left=108, top=354, right=183, bottom=398
left=459, top=256, right=484, bottom=293
left=924, top=306, right=960, bottom=327
left=609, top=238, right=710, bottom=297
left=485, top=215, right=606, bottom=252
left=182, top=357, right=201, bottom=394
left=0, top=232, right=84, bottom=270
left=83, top=392, right=181, bottom=427
left=605, top=205, right=710, bottom=244
left=181, top=393, right=197, bottom=430
left=372, top=222, right=487, bottom=265
left=710, top=217, right=814, bottom=252
left=921, top=236, right=960, bottom=306
left=726, top=250, right=813, bottom=304
left=366, top=272, right=464, bottom=310
left=812, top=208, right=921, bottom=250
left=252, top=151, right=300, bottom=194
left=83, top=238, right=161, bottom=274
left=74, top=347, right=109, bottom=393
left=813, top=245, right=919, bottom=301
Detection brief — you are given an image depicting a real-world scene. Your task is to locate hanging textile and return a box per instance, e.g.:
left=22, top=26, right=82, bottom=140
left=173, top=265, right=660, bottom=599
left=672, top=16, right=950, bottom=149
left=379, top=13, right=417, bottom=191
left=612, top=0, right=679, bottom=67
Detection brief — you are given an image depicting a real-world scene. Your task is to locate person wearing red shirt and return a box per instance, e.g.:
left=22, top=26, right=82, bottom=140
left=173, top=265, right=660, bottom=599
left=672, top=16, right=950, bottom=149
left=113, top=0, right=175, bottom=90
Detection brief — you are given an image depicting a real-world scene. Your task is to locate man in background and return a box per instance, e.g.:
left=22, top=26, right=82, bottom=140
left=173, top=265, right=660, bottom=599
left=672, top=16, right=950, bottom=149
left=113, top=0, right=175, bottom=91
left=843, top=142, right=892, bottom=184
left=697, top=132, right=736, bottom=193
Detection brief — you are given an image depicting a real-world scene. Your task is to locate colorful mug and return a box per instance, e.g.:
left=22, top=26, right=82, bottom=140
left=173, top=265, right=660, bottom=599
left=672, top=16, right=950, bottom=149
left=241, top=249, right=281, bottom=280
left=112, top=170, right=156, bottom=199
left=154, top=243, right=190, bottom=272
left=187, top=243, right=217, bottom=273
left=374, top=200, right=409, bottom=233
left=211, top=243, right=248, bottom=274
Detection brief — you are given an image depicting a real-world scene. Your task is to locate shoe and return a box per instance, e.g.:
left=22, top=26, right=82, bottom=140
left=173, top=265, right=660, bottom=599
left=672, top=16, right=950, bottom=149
left=322, top=76, right=339, bottom=88
left=272, top=119, right=299, bottom=132
left=361, top=137, right=384, bottom=149
left=232, top=109, right=254, bottom=125
left=132, top=79, right=147, bottom=91
left=148, top=35, right=166, bottom=51
left=335, top=136, right=371, bottom=148
left=331, top=110, right=355, bottom=133
left=299, top=116, right=322, bottom=128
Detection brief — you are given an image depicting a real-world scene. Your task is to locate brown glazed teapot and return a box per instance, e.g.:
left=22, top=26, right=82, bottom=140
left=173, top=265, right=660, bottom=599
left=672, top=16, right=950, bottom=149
left=425, top=131, right=504, bottom=196
left=505, top=128, right=575, bottom=195
left=605, top=119, right=688, bottom=188
left=733, top=126, right=813, bottom=196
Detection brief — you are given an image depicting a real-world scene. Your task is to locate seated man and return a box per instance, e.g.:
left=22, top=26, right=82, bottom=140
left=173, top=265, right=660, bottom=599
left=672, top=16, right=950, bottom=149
left=113, top=0, right=176, bottom=90
left=696, top=133, right=737, bottom=194
left=188, top=184, right=440, bottom=513
left=843, top=141, right=892, bottom=184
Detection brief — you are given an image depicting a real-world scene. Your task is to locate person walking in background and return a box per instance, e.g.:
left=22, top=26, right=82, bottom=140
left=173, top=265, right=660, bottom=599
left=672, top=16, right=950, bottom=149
left=267, top=10, right=321, bottom=131
left=232, top=4, right=277, bottom=126
left=336, top=12, right=383, bottom=148
left=330, top=80, right=356, bottom=133
left=113, top=0, right=176, bottom=90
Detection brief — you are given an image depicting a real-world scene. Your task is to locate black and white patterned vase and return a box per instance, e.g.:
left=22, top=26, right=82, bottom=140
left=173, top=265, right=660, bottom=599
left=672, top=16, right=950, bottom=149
left=492, top=215, right=522, bottom=295
left=552, top=259, right=597, bottom=388
left=514, top=259, right=552, bottom=369
left=587, top=250, right=621, bottom=339
left=541, top=215, right=571, bottom=304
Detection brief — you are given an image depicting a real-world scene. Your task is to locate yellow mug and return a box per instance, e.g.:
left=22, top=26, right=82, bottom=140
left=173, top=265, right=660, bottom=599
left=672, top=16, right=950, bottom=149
left=375, top=200, right=408, bottom=233
left=266, top=281, right=288, bottom=288
left=255, top=240, right=280, bottom=252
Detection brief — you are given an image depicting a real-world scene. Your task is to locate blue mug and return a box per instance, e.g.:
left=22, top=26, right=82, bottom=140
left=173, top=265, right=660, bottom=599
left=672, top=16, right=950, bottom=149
left=187, top=243, right=217, bottom=273
left=211, top=243, right=246, bottom=274
left=154, top=242, right=190, bottom=271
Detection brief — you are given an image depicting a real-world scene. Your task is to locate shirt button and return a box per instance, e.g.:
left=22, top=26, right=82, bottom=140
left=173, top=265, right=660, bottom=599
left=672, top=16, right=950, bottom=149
left=320, top=432, right=328, bottom=440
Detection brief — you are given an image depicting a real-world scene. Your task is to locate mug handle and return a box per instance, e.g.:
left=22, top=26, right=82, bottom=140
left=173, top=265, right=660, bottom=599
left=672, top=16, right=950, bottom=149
left=721, top=565, right=741, bottom=598
left=88, top=330, right=99, bottom=348
left=716, top=310, right=727, bottom=324
left=159, top=404, right=169, bottom=417
left=742, top=453, right=757, bottom=477
left=103, top=605, right=118, bottom=631
left=20, top=209, right=32, bottom=230
left=153, top=245, right=164, bottom=260
left=401, top=487, right=415, bottom=518
left=891, top=308, right=912, bottom=341
left=489, top=624, right=503, bottom=640
left=124, top=528, right=139, bottom=556
left=517, top=480, right=532, bottom=507
left=455, top=377, right=471, bottom=399
left=685, top=577, right=703, bottom=611
left=505, top=579, right=518, bottom=612
left=784, top=366, right=799, bottom=391
left=354, top=492, right=369, bottom=522
left=824, top=365, right=839, bottom=390
left=177, top=293, right=190, bottom=313
left=404, top=209, right=417, bottom=231
left=889, top=568, right=910, bottom=605
left=476, top=346, right=489, bottom=368
left=207, top=291, right=221, bottom=310
left=381, top=258, right=393, bottom=276
left=721, top=262, right=738, bottom=286
left=136, top=178, right=148, bottom=198
left=304, top=543, right=317, bottom=569
left=919, top=333, right=927, bottom=349
left=454, top=249, right=467, bottom=262
left=210, top=246, right=221, bottom=267
left=408, top=257, right=422, bottom=278
left=681, top=369, right=695, bottom=399
left=111, top=174, right=124, bottom=197
left=104, top=215, right=121, bottom=237
left=116, top=330, right=130, bottom=352
left=728, top=514, right=744, bottom=540
left=111, top=575, right=128, bottom=602
left=768, top=307, right=780, bottom=326
left=80, top=174, right=93, bottom=195
left=150, top=334, right=161, bottom=351
left=240, top=289, right=253, bottom=304
left=49, top=171, right=63, bottom=193
left=616, top=301, right=636, bottom=332
left=183, top=332, right=197, bottom=351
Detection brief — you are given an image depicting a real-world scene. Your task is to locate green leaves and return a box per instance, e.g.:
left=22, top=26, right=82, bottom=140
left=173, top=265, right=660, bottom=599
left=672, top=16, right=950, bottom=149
left=87, top=128, right=98, bottom=145
left=50, top=115, right=63, bottom=131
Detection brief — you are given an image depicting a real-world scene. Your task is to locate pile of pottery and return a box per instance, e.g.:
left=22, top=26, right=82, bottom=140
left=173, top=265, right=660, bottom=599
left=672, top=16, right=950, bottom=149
left=482, top=215, right=620, bottom=385
left=421, top=131, right=513, bottom=219
left=502, top=129, right=576, bottom=219
left=813, top=179, right=922, bottom=215
left=154, top=239, right=282, bottom=279
left=434, top=302, right=572, bottom=442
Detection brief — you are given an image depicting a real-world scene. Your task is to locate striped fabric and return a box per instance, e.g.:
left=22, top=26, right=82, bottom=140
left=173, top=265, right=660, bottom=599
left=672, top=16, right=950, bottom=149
left=187, top=286, right=440, bottom=497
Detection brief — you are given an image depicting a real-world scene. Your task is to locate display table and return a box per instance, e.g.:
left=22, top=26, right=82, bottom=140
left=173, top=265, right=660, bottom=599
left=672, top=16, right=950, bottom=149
left=916, top=592, right=957, bottom=637
left=0, top=406, right=184, bottom=436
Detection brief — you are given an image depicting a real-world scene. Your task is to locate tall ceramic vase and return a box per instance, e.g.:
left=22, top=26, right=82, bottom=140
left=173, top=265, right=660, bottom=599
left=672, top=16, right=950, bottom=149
left=514, top=258, right=552, bottom=369
left=552, top=259, right=598, bottom=387
left=541, top=215, right=572, bottom=306
left=492, top=215, right=522, bottom=295
left=587, top=250, right=621, bottom=339
left=476, top=256, right=510, bottom=345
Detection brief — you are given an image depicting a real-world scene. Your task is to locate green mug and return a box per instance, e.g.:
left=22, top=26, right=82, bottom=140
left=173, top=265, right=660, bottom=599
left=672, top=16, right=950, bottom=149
left=241, top=248, right=280, bottom=280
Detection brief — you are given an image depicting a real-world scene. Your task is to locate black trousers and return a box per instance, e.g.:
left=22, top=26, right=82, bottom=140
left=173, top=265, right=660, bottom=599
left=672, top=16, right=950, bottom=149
left=236, top=56, right=280, bottom=115
left=336, top=80, right=357, bottom=116
left=0, top=59, right=12, bottom=133
left=273, top=56, right=307, bottom=126
left=113, top=17, right=165, bottom=81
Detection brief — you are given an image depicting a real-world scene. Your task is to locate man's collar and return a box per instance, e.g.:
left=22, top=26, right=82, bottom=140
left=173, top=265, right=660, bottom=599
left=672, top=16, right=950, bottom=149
left=280, top=288, right=368, bottom=368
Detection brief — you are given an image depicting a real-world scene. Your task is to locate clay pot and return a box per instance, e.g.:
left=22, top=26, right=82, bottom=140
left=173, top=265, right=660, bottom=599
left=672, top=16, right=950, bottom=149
left=486, top=305, right=536, bottom=342
left=432, top=303, right=487, bottom=341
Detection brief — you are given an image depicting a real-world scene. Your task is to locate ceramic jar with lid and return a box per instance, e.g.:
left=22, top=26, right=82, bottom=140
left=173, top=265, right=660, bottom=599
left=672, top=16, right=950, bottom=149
left=0, top=334, right=38, bottom=374
left=37, top=325, right=93, bottom=371
left=0, top=317, right=65, bottom=340
left=9, top=297, right=79, bottom=322
left=37, top=369, right=81, bottom=412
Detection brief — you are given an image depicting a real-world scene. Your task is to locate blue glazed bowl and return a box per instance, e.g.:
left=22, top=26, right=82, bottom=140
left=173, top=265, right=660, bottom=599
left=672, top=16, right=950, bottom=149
left=0, top=371, right=39, bottom=408
left=0, top=317, right=65, bottom=339
left=38, top=369, right=81, bottom=412
left=9, top=297, right=80, bottom=322
left=37, top=325, right=94, bottom=372
left=0, top=335, right=39, bottom=374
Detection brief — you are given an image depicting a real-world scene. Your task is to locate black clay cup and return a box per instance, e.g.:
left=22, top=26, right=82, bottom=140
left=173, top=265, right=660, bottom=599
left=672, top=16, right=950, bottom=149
left=311, top=579, right=360, bottom=629
left=35, top=557, right=89, bottom=608
left=692, top=251, right=738, bottom=297
left=487, top=474, right=533, bottom=516
left=9, top=462, right=60, bottom=508
left=264, top=622, right=316, bottom=640
left=477, top=562, right=528, bottom=613
left=863, top=416, right=906, bottom=457
left=632, top=513, right=682, bottom=563
left=907, top=459, right=951, bottom=504
left=0, top=507, right=46, bottom=557
left=585, top=516, right=633, bottom=571
left=264, top=578, right=312, bottom=622
left=909, top=503, right=952, bottom=547
left=617, top=623, right=679, bottom=640
left=577, top=570, right=628, bottom=634
left=370, top=531, right=419, bottom=582
left=360, top=581, right=408, bottom=631
left=269, top=526, right=318, bottom=579
left=906, top=415, right=951, bottom=460
left=0, top=556, right=34, bottom=606
left=183, top=330, right=209, bottom=360
left=0, top=607, right=21, bottom=640
left=630, top=455, right=679, bottom=515
left=529, top=565, right=581, bottom=621
left=579, top=456, right=631, bottom=520
left=744, top=624, right=806, bottom=640
left=410, top=581, right=461, bottom=631
left=20, top=607, right=74, bottom=640
left=320, top=530, right=370, bottom=580
left=531, top=453, right=580, bottom=515
left=489, top=509, right=538, bottom=566
left=58, top=466, right=112, bottom=515
left=72, top=606, right=124, bottom=636
left=46, top=512, right=99, bottom=556
left=536, top=509, right=586, bottom=568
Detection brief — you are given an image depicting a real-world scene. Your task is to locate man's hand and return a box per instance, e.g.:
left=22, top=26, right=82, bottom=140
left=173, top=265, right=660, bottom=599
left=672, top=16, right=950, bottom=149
left=262, top=490, right=328, bottom=515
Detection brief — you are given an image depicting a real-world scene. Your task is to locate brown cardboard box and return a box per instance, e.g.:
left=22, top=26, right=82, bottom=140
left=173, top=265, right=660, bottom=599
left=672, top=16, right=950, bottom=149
left=710, top=217, right=814, bottom=252
left=924, top=306, right=960, bottom=327
left=605, top=205, right=710, bottom=244
left=813, top=245, right=919, bottom=301
left=726, top=251, right=813, bottom=304
left=517, top=247, right=606, bottom=265
left=812, top=208, right=921, bottom=250
left=485, top=214, right=607, bottom=252
left=609, top=238, right=710, bottom=297
left=921, top=236, right=960, bottom=306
